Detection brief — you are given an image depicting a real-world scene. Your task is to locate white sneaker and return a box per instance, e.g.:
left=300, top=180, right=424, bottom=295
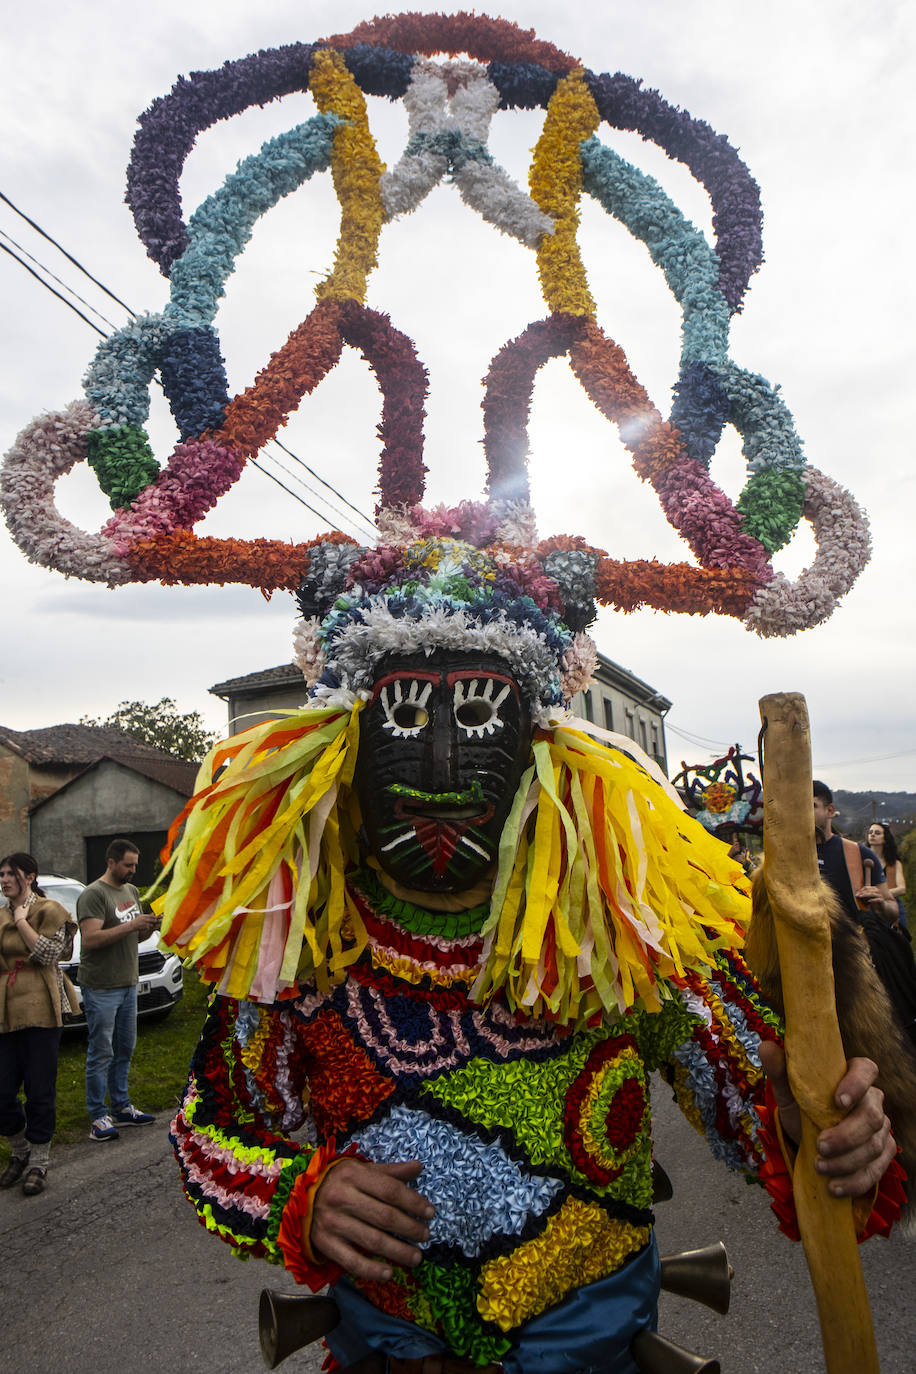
left=113, top=1105, right=156, bottom=1126
left=89, top=1115, right=120, bottom=1142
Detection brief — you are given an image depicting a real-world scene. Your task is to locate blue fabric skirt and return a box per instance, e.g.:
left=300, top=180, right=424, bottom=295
left=326, top=1238, right=660, bottom=1374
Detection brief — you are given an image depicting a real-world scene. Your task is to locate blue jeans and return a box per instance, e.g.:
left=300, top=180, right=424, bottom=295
left=82, top=985, right=138, bottom=1121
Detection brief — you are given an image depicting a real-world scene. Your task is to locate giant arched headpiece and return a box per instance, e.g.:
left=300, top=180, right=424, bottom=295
left=2, top=11, right=870, bottom=668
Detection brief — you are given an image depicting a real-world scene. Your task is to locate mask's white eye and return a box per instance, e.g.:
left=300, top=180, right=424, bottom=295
left=453, top=678, right=511, bottom=737
left=380, top=679, right=433, bottom=737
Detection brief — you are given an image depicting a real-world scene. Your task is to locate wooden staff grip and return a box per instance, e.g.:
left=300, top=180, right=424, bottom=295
left=759, top=692, right=880, bottom=1373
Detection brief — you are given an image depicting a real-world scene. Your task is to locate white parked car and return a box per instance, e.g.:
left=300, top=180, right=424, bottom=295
left=36, top=874, right=183, bottom=1025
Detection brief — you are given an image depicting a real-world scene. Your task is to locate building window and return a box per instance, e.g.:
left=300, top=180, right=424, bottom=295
left=625, top=708, right=635, bottom=740
left=583, top=690, right=594, bottom=722
left=639, top=718, right=648, bottom=751
left=603, top=698, right=614, bottom=732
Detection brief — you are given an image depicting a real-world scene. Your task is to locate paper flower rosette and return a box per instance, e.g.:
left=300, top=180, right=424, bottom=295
left=672, top=745, right=764, bottom=836
left=1, top=10, right=871, bottom=695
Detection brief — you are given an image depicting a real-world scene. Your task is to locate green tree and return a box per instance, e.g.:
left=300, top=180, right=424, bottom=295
left=80, top=698, right=218, bottom=763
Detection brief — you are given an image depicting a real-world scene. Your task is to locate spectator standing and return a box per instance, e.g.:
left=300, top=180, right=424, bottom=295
left=814, top=782, right=916, bottom=1045
left=0, top=853, right=76, bottom=1194
left=723, top=828, right=757, bottom=876
left=866, top=822, right=908, bottom=933
left=76, top=840, right=158, bottom=1141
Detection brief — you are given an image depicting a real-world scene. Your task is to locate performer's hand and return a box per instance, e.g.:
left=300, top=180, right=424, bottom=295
left=854, top=885, right=899, bottom=924
left=310, top=1158, right=435, bottom=1282
left=759, top=1043, right=895, bottom=1198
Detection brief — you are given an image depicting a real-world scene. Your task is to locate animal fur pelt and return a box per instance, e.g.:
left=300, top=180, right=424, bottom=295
left=745, top=866, right=916, bottom=1225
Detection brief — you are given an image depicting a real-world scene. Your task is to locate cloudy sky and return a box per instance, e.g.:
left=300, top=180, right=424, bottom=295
left=2, top=0, right=913, bottom=794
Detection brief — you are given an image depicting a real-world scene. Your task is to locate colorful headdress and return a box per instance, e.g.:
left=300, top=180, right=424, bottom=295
left=1, top=11, right=870, bottom=686
left=672, top=745, right=763, bottom=836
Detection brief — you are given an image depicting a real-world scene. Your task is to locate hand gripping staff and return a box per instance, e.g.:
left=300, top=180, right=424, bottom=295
left=758, top=692, right=880, bottom=1374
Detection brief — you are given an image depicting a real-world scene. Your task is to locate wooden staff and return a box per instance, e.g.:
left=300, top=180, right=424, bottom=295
left=758, top=691, right=880, bottom=1373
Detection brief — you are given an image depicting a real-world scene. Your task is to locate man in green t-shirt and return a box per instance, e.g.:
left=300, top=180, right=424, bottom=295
left=76, top=839, right=159, bottom=1141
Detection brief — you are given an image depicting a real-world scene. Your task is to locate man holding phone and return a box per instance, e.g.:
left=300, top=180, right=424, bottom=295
left=76, top=839, right=159, bottom=1141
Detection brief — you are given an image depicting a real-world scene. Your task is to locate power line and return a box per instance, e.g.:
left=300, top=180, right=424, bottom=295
left=272, top=436, right=376, bottom=532
left=250, top=457, right=350, bottom=530
left=666, top=714, right=916, bottom=779
left=266, top=442, right=376, bottom=541
left=0, top=228, right=122, bottom=332
left=3, top=238, right=349, bottom=532
left=0, top=241, right=107, bottom=337
left=3, top=190, right=379, bottom=538
left=0, top=188, right=136, bottom=316
left=814, top=744, right=916, bottom=770
left=1, top=196, right=377, bottom=537
left=665, top=718, right=735, bottom=753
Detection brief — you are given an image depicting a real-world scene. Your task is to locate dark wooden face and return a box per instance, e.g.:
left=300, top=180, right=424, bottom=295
left=355, top=650, right=533, bottom=892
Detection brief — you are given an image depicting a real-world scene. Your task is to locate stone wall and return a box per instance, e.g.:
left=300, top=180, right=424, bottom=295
left=0, top=746, right=31, bottom=857
left=226, top=684, right=308, bottom=736
left=30, top=759, right=187, bottom=881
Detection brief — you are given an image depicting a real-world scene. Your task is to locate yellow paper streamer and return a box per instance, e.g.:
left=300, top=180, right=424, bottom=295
left=475, top=724, right=750, bottom=1025
left=156, top=703, right=365, bottom=1001
left=159, top=705, right=747, bottom=1021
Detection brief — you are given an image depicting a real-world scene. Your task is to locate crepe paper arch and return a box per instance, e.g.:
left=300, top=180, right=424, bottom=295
left=1, top=12, right=869, bottom=637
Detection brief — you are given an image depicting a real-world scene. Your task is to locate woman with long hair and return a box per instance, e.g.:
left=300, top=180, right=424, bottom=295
left=867, top=823, right=909, bottom=933
left=0, top=853, right=76, bottom=1195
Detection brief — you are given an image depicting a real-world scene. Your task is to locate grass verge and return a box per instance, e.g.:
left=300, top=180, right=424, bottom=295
left=1, top=969, right=210, bottom=1160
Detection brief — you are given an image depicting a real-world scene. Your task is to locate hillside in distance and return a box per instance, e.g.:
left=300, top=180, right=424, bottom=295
left=832, top=790, right=916, bottom=837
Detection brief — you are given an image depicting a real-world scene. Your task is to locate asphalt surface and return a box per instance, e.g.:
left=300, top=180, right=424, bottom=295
left=1, top=1080, right=912, bottom=1374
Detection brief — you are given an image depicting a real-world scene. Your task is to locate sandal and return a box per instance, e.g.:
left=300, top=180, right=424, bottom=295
left=22, top=1166, right=47, bottom=1196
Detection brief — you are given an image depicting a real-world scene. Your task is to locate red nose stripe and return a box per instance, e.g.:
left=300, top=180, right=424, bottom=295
left=412, top=819, right=464, bottom=876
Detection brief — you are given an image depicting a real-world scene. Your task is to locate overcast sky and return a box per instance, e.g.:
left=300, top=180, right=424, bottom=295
left=2, top=0, right=913, bottom=797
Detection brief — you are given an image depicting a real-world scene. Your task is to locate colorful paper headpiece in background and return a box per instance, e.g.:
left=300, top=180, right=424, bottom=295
left=2, top=12, right=871, bottom=705
left=671, top=746, right=763, bottom=836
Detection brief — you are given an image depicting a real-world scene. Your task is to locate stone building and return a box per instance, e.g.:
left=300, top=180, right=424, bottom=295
left=573, top=655, right=671, bottom=773
left=211, top=652, right=671, bottom=773
left=209, top=664, right=312, bottom=737
left=0, top=724, right=197, bottom=883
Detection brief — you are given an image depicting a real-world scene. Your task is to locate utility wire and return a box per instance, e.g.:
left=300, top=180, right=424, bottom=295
left=257, top=449, right=365, bottom=538
left=272, top=436, right=377, bottom=533
left=1, top=198, right=378, bottom=536
left=3, top=190, right=379, bottom=536
left=815, top=744, right=916, bottom=770
left=0, top=228, right=123, bottom=332
left=4, top=239, right=349, bottom=532
left=0, top=241, right=107, bottom=338
left=664, top=718, right=734, bottom=753
left=266, top=441, right=376, bottom=541
left=0, top=188, right=136, bottom=316
left=250, top=457, right=349, bottom=529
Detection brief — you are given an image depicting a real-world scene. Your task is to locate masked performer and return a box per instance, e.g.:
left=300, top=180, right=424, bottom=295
left=1, top=16, right=903, bottom=1373
left=155, top=535, right=901, bottom=1374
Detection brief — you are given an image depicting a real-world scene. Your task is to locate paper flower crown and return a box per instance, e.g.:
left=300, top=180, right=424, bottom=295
left=2, top=11, right=871, bottom=692
left=671, top=745, right=763, bottom=836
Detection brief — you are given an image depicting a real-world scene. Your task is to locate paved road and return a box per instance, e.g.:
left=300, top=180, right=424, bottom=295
left=2, top=1080, right=912, bottom=1373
